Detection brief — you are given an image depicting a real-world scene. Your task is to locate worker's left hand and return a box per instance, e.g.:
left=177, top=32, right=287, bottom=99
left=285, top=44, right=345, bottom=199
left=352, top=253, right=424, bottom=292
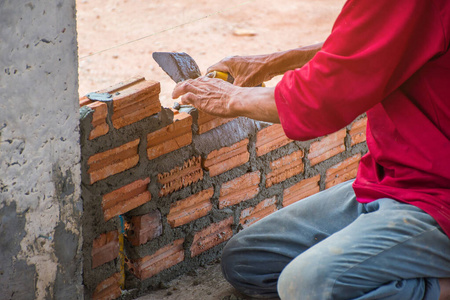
left=172, top=76, right=242, bottom=118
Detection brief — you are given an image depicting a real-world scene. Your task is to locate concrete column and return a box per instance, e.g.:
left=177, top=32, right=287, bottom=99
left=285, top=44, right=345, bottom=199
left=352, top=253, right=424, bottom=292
left=0, top=0, right=82, bottom=299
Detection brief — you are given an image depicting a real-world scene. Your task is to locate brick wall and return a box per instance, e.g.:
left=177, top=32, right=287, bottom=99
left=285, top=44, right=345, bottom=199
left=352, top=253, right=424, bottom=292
left=79, top=76, right=368, bottom=299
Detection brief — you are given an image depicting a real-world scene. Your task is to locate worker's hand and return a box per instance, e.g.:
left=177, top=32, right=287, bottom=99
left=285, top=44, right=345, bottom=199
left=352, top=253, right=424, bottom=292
left=172, top=76, right=241, bottom=118
left=173, top=76, right=280, bottom=123
left=207, top=55, right=273, bottom=87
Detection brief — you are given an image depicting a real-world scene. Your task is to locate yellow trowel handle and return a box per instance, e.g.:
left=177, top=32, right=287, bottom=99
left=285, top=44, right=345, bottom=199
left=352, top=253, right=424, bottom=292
left=206, top=71, right=265, bottom=87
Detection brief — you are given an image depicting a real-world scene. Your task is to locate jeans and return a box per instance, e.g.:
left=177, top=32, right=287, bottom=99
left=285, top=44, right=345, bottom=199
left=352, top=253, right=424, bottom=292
left=221, top=180, right=450, bottom=299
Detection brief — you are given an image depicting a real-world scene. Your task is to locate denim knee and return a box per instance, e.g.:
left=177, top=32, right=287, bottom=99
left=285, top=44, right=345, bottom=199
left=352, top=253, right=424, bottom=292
left=278, top=252, right=335, bottom=300
left=221, top=237, right=240, bottom=286
left=221, top=234, right=281, bottom=298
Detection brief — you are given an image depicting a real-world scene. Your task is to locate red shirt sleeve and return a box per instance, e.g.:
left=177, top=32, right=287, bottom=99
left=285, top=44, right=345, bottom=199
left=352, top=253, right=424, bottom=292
left=274, top=0, right=446, bottom=141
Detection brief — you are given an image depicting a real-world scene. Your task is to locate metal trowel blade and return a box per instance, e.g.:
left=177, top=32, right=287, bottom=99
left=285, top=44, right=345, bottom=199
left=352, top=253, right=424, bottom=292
left=152, top=52, right=202, bottom=83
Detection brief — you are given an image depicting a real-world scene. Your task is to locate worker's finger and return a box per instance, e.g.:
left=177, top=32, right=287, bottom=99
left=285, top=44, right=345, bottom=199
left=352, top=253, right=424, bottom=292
left=178, top=92, right=199, bottom=106
left=172, top=79, right=197, bottom=99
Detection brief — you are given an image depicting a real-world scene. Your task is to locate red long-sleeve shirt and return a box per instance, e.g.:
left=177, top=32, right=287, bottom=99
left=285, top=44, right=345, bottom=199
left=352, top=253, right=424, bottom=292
left=274, top=0, right=450, bottom=237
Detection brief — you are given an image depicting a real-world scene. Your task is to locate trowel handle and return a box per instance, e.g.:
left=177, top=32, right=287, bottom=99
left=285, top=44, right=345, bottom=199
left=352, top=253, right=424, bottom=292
left=206, top=71, right=234, bottom=83
left=206, top=71, right=265, bottom=87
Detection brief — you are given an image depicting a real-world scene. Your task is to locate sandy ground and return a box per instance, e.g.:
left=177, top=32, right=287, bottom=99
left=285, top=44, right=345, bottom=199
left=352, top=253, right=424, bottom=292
left=76, top=0, right=345, bottom=107
left=134, top=260, right=249, bottom=300
left=76, top=1, right=344, bottom=298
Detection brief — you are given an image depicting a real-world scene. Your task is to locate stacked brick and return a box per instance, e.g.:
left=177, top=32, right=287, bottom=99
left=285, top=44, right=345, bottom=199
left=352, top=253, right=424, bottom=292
left=79, top=76, right=368, bottom=299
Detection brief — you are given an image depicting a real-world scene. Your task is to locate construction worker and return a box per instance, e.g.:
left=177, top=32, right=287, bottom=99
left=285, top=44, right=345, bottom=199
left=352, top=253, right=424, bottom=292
left=173, top=0, right=450, bottom=298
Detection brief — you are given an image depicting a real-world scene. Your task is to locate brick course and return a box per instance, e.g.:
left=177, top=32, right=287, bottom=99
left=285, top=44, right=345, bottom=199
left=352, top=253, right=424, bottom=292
left=79, top=100, right=109, bottom=140
left=349, top=117, right=367, bottom=146
left=219, top=171, right=261, bottom=209
left=283, top=174, right=321, bottom=207
left=203, top=139, right=250, bottom=177
left=158, top=156, right=203, bottom=197
left=102, top=177, right=151, bottom=221
left=308, top=129, right=346, bottom=166
left=325, top=153, right=362, bottom=189
left=167, top=188, right=214, bottom=228
left=92, top=231, right=119, bottom=269
left=147, top=112, right=192, bottom=160
left=239, top=196, right=277, bottom=228
left=87, top=139, right=140, bottom=184
left=110, top=78, right=161, bottom=129
left=255, top=124, right=293, bottom=156
left=197, top=110, right=234, bottom=134
left=130, top=239, right=185, bottom=280
left=125, top=210, right=162, bottom=246
left=190, top=217, right=234, bottom=257
left=92, top=273, right=122, bottom=300
left=266, top=150, right=304, bottom=187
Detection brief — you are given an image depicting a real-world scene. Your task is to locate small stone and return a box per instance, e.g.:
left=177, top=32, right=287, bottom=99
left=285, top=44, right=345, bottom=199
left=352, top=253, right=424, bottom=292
left=232, top=28, right=257, bottom=36
left=159, top=281, right=170, bottom=289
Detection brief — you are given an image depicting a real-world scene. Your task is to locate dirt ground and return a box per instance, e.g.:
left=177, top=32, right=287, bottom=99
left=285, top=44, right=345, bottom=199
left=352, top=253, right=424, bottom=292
left=76, top=0, right=345, bottom=107
left=76, top=0, right=344, bottom=298
left=134, top=260, right=251, bottom=300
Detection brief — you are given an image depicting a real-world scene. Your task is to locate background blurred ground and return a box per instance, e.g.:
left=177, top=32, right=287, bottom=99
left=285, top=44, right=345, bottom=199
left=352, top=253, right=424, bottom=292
left=76, top=1, right=345, bottom=298
left=76, top=0, right=345, bottom=107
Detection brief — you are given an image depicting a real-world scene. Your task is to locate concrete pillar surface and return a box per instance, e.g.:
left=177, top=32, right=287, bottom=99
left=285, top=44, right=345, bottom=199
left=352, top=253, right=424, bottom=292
left=0, top=0, right=82, bottom=298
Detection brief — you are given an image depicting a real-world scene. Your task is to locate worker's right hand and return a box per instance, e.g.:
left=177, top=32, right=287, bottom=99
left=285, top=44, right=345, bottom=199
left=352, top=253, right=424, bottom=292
left=207, top=54, right=273, bottom=87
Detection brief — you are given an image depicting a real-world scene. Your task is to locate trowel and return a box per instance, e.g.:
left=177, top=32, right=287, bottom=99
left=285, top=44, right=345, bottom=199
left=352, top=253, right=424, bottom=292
left=152, top=51, right=238, bottom=112
left=152, top=51, right=236, bottom=84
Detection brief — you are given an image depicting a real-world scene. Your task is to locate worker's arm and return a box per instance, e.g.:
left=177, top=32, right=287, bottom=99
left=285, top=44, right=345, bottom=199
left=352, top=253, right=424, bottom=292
left=207, top=42, right=323, bottom=87
left=172, top=77, right=280, bottom=123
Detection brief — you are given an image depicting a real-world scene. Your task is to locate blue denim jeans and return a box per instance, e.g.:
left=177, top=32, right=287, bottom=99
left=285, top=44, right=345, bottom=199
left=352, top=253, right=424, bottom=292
left=221, top=180, right=450, bottom=299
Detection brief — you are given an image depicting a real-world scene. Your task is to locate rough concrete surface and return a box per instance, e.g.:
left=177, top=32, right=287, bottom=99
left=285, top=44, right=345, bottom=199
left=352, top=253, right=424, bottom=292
left=0, top=0, right=83, bottom=298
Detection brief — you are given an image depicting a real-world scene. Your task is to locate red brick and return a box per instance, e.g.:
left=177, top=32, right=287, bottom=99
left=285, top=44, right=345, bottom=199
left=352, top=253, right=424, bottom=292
left=130, top=239, right=185, bottom=279
left=197, top=110, right=235, bottom=134
left=92, top=273, right=122, bottom=300
left=255, top=124, right=293, bottom=156
left=283, top=174, right=321, bottom=207
left=167, top=188, right=214, bottom=227
left=102, top=178, right=151, bottom=221
left=158, top=156, right=203, bottom=197
left=87, top=139, right=140, bottom=184
left=239, top=197, right=277, bottom=228
left=219, top=171, right=261, bottom=209
left=79, top=98, right=109, bottom=140
left=190, top=217, right=233, bottom=257
left=308, top=129, right=346, bottom=166
left=349, top=117, right=367, bottom=146
left=125, top=210, right=162, bottom=246
left=147, top=112, right=192, bottom=160
left=203, top=139, right=250, bottom=177
left=110, top=78, right=161, bottom=129
left=266, top=150, right=304, bottom=188
left=92, top=231, right=119, bottom=268
left=325, top=154, right=362, bottom=189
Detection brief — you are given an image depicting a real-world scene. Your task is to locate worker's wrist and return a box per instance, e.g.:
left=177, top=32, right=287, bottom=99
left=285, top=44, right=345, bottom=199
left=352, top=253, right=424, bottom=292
left=228, top=86, right=247, bottom=117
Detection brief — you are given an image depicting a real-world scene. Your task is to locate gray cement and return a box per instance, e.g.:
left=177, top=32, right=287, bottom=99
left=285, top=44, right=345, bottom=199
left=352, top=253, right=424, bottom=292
left=0, top=0, right=82, bottom=298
